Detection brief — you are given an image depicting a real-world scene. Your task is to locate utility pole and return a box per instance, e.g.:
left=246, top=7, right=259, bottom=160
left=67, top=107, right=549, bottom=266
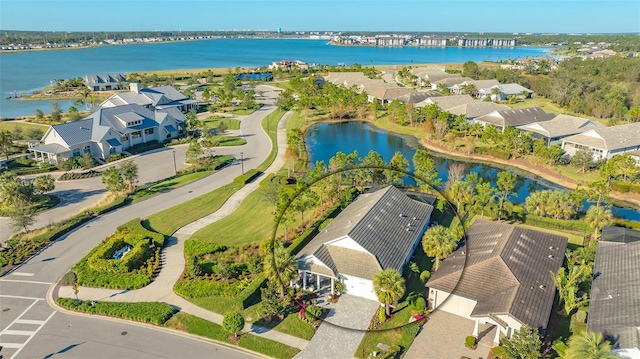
left=240, top=152, right=244, bottom=174
left=172, top=150, right=177, bottom=176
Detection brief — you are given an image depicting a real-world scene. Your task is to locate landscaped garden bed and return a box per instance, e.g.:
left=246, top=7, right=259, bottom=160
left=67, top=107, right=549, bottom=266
left=71, top=219, right=165, bottom=289
left=56, top=298, right=177, bottom=326
left=58, top=170, right=102, bottom=181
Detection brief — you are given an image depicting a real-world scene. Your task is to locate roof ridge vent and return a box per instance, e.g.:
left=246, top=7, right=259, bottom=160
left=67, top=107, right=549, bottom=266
left=548, top=254, right=555, bottom=259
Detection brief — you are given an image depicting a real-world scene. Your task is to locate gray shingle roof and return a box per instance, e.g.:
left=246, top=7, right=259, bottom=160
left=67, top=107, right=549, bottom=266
left=397, top=91, right=442, bottom=104
left=589, top=227, right=640, bottom=350
left=475, top=107, right=555, bottom=128
left=446, top=102, right=510, bottom=119
left=85, top=73, right=126, bottom=85
left=427, top=220, right=567, bottom=329
left=28, top=143, right=70, bottom=155
left=296, top=186, right=433, bottom=278
left=421, top=95, right=477, bottom=110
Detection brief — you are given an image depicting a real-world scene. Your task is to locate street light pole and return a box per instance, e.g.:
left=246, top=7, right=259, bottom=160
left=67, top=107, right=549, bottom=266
left=240, top=151, right=244, bottom=174
left=172, top=150, right=177, bottom=176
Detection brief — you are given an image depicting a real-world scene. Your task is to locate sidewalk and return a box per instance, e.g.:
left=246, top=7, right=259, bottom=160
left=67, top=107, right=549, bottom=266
left=54, top=111, right=309, bottom=350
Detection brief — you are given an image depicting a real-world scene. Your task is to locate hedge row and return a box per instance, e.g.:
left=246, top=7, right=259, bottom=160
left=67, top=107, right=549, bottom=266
left=233, top=169, right=262, bottom=184
left=184, top=239, right=227, bottom=258
left=11, top=166, right=58, bottom=175
left=87, top=234, right=148, bottom=274
left=523, top=214, right=591, bottom=232
left=105, top=153, right=128, bottom=163
left=235, top=275, right=267, bottom=309
left=58, top=170, right=102, bottom=181
left=611, top=181, right=640, bottom=194
left=56, top=298, right=176, bottom=325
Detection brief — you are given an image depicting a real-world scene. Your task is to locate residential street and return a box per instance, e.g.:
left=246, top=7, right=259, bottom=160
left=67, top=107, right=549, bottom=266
left=0, top=85, right=283, bottom=359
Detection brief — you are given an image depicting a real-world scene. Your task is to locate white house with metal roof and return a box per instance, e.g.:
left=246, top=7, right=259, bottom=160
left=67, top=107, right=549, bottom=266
left=472, top=107, right=555, bottom=130
left=29, top=104, right=185, bottom=163
left=101, top=83, right=200, bottom=112
left=477, top=83, right=533, bottom=101
left=85, top=73, right=127, bottom=91
left=561, top=122, right=640, bottom=160
left=295, top=186, right=433, bottom=301
left=517, top=114, right=603, bottom=146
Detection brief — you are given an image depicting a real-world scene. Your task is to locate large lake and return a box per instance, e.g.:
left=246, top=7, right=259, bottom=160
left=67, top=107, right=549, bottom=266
left=0, top=39, right=552, bottom=118
left=305, top=121, right=640, bottom=221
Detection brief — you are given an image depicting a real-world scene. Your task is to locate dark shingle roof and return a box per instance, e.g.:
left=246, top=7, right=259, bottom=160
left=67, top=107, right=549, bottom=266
left=589, top=227, right=640, bottom=350
left=475, top=107, right=555, bottom=128
left=296, top=186, right=433, bottom=278
left=427, top=220, right=567, bottom=329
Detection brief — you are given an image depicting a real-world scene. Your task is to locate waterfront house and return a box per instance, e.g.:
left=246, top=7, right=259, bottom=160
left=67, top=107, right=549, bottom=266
left=85, top=73, right=127, bottom=91
left=101, top=83, right=200, bottom=112
left=472, top=107, right=555, bottom=130
left=29, top=104, right=185, bottom=163
left=478, top=83, right=533, bottom=101
left=295, top=186, right=433, bottom=300
left=518, top=114, right=603, bottom=146
left=427, top=220, right=567, bottom=344
left=588, top=226, right=640, bottom=359
left=561, top=122, right=640, bottom=160
left=411, top=68, right=463, bottom=87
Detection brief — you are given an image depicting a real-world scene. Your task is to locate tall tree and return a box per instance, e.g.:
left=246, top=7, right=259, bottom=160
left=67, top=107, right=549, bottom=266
left=571, top=148, right=594, bottom=173
left=222, top=312, right=245, bottom=339
left=263, top=241, right=297, bottom=298
left=33, top=174, right=55, bottom=195
left=564, top=331, right=617, bottom=359
left=413, top=149, right=441, bottom=189
left=0, top=130, right=13, bottom=159
left=471, top=182, right=496, bottom=219
left=7, top=199, right=35, bottom=233
left=373, top=268, right=406, bottom=316
left=494, top=325, right=542, bottom=359
left=552, top=266, right=590, bottom=316
left=385, top=151, right=410, bottom=186
left=584, top=205, right=613, bottom=240
left=496, top=171, right=516, bottom=221
left=422, top=225, right=457, bottom=270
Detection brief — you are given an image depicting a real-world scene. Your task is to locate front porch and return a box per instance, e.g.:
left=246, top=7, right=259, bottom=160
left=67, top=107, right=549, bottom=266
left=294, top=270, right=336, bottom=296
left=28, top=143, right=70, bottom=164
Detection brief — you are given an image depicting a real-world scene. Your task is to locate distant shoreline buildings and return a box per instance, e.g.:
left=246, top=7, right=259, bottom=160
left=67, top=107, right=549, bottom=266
left=329, top=35, right=517, bottom=48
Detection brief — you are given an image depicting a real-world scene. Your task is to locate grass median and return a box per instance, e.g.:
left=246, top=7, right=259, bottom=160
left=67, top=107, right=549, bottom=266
left=165, top=312, right=300, bottom=359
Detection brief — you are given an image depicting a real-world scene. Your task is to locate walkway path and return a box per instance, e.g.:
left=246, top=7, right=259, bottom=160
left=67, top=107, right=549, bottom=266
left=55, top=111, right=309, bottom=350
left=293, top=295, right=379, bottom=359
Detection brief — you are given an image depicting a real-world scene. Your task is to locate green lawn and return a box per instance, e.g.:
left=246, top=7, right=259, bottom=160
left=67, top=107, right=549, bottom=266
left=0, top=121, right=49, bottom=132
left=355, top=301, right=418, bottom=358
left=506, top=97, right=608, bottom=125
left=146, top=183, right=243, bottom=236
left=165, top=312, right=300, bottom=359
left=374, top=116, right=425, bottom=138
left=231, top=108, right=257, bottom=116
left=552, top=165, right=601, bottom=184
left=203, top=135, right=247, bottom=147
left=129, top=171, right=214, bottom=203
left=202, top=118, right=240, bottom=130
left=244, top=302, right=316, bottom=341
left=189, top=188, right=275, bottom=247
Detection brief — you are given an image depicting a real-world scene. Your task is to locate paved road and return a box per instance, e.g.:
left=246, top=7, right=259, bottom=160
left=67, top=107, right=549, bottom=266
left=0, top=85, right=281, bottom=359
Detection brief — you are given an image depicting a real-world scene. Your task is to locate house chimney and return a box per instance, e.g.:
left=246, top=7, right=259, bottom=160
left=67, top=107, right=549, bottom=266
left=130, top=82, right=140, bottom=94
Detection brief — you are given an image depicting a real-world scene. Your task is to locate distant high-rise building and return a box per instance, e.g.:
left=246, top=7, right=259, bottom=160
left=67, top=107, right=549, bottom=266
left=277, top=27, right=282, bottom=34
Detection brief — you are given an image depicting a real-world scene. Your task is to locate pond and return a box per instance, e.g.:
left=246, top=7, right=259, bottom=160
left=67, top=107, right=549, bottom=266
left=304, top=121, right=640, bottom=221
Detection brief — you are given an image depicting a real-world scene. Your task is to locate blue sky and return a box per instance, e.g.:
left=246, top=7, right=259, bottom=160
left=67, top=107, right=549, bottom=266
left=1, top=0, right=639, bottom=33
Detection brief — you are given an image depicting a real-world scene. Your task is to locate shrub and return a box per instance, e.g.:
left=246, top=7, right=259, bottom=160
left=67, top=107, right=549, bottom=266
left=105, top=153, right=128, bottom=163
left=233, top=169, right=262, bottom=184
left=235, top=275, right=268, bottom=309
left=465, top=335, right=477, bottom=349
left=300, top=305, right=323, bottom=325
left=611, top=180, right=640, bottom=194
left=378, top=345, right=401, bottom=359
left=58, top=170, right=102, bottom=181
left=60, top=271, right=77, bottom=286
left=412, top=296, right=427, bottom=312
left=184, top=240, right=227, bottom=257
left=523, top=214, right=591, bottom=232
left=56, top=298, right=176, bottom=325
left=420, top=270, right=431, bottom=284
left=378, top=306, right=386, bottom=322
left=222, top=312, right=245, bottom=338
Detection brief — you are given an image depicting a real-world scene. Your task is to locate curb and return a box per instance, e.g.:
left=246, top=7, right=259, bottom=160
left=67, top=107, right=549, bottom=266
left=46, top=282, right=269, bottom=359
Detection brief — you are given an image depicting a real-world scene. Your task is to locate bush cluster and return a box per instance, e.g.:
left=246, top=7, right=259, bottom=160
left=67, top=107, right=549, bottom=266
left=58, top=170, right=102, bottom=181
left=611, top=181, right=640, bottom=194
left=523, top=214, right=591, bottom=232
left=56, top=298, right=176, bottom=325
left=174, top=279, right=246, bottom=299
left=105, top=153, right=128, bottom=163
left=233, top=169, right=262, bottom=184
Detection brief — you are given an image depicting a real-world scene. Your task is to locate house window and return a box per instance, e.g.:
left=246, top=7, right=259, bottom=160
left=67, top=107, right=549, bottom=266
left=110, top=147, right=116, bottom=154
left=144, top=128, right=154, bottom=135
left=72, top=149, right=81, bottom=157
left=131, top=131, right=141, bottom=139
left=83, top=145, right=91, bottom=153
left=121, top=134, right=129, bottom=141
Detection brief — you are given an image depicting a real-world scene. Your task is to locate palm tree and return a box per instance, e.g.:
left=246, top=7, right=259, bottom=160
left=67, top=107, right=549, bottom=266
left=585, top=205, right=613, bottom=240
left=461, top=83, right=478, bottom=97
left=0, top=130, right=13, bottom=159
left=490, top=86, right=504, bottom=101
left=564, top=332, right=617, bottom=359
left=470, top=182, right=496, bottom=219
left=422, top=225, right=458, bottom=270
left=263, top=241, right=298, bottom=298
left=552, top=266, right=590, bottom=316
left=373, top=269, right=405, bottom=316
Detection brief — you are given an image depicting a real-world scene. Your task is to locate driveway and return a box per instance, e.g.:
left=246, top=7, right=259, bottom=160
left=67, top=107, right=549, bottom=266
left=294, top=295, right=379, bottom=359
left=404, top=310, right=496, bottom=359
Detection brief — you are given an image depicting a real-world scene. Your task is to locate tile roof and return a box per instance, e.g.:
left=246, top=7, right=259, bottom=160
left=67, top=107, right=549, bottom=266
left=433, top=77, right=474, bottom=87
left=412, top=70, right=462, bottom=83
left=427, top=220, right=567, bottom=329
left=420, top=95, right=477, bottom=110
left=474, top=107, right=555, bottom=128
left=589, top=227, right=640, bottom=350
left=480, top=83, right=533, bottom=96
left=296, top=186, right=433, bottom=278
left=561, top=122, right=640, bottom=151
left=446, top=102, right=510, bottom=118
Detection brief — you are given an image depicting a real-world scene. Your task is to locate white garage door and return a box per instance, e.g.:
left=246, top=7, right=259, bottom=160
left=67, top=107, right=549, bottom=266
left=343, top=275, right=377, bottom=301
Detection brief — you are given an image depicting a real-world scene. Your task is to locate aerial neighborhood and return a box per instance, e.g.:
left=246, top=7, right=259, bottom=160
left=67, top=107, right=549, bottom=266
left=0, top=26, right=639, bottom=359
